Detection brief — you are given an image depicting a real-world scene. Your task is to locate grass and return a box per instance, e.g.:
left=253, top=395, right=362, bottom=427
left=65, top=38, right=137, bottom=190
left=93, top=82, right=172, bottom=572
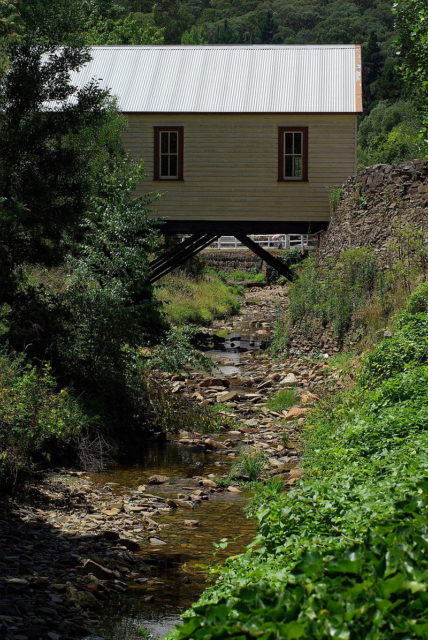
left=229, top=449, right=266, bottom=481
left=281, top=430, right=290, bottom=447
left=155, top=272, right=242, bottom=326
left=206, top=403, right=239, bottom=430
left=212, top=268, right=266, bottom=284
left=265, top=388, right=299, bottom=412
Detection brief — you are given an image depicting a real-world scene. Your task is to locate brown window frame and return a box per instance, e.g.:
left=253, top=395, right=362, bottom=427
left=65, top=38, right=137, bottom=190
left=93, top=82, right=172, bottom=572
left=154, top=126, right=184, bottom=181
left=278, top=127, right=308, bottom=182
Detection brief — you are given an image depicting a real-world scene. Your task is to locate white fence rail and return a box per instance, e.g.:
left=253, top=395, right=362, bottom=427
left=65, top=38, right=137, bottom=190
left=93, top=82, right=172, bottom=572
left=209, top=234, right=319, bottom=251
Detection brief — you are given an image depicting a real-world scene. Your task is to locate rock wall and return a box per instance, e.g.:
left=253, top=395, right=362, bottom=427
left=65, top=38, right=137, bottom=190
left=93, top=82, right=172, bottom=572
left=200, top=250, right=265, bottom=273
left=318, top=159, right=428, bottom=263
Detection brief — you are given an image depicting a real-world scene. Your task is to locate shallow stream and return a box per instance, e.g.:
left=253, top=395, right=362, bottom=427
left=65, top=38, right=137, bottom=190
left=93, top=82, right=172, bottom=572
left=89, top=327, right=264, bottom=640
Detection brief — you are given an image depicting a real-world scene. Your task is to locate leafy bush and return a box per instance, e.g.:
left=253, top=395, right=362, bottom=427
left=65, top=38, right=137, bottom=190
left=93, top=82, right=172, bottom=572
left=168, top=283, right=428, bottom=640
left=0, top=351, right=86, bottom=489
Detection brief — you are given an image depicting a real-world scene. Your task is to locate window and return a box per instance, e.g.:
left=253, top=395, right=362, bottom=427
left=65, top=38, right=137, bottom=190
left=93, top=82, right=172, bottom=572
left=278, top=127, right=308, bottom=182
left=154, top=126, right=184, bottom=180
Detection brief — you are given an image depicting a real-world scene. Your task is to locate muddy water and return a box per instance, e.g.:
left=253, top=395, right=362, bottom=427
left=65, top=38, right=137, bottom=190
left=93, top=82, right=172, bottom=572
left=89, top=442, right=256, bottom=640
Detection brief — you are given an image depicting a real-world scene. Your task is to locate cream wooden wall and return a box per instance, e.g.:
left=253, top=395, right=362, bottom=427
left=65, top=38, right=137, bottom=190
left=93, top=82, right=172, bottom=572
left=122, top=113, right=357, bottom=222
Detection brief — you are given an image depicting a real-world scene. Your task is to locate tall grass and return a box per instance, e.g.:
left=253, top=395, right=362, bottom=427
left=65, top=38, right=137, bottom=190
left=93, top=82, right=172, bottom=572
left=265, top=388, right=299, bottom=412
left=155, top=272, right=241, bottom=326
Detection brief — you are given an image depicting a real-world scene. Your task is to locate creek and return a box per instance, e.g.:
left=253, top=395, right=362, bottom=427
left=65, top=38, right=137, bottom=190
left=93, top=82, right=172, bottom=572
left=88, top=441, right=256, bottom=640
left=87, top=317, right=268, bottom=639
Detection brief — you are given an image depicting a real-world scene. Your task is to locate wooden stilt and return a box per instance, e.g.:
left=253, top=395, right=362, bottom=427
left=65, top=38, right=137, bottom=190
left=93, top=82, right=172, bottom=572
left=234, top=233, right=293, bottom=280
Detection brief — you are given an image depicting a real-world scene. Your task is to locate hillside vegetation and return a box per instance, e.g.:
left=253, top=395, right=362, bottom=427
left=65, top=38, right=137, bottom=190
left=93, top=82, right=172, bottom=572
left=169, top=282, right=428, bottom=639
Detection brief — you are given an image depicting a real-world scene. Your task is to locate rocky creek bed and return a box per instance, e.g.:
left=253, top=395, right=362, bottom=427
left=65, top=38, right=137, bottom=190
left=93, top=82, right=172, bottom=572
left=0, top=285, right=343, bottom=640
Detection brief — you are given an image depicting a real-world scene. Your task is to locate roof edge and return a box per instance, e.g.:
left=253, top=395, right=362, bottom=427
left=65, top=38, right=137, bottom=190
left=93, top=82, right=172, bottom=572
left=355, top=44, right=363, bottom=112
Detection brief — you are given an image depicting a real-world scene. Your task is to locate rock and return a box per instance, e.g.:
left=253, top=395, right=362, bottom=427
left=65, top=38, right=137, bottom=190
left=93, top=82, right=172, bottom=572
left=216, top=390, right=241, bottom=402
left=148, top=474, right=170, bottom=485
left=148, top=537, right=167, bottom=545
left=204, top=438, right=227, bottom=450
left=199, top=377, right=230, bottom=388
left=284, top=407, right=310, bottom=420
left=279, top=373, right=298, bottom=386
left=80, top=559, right=118, bottom=580
left=5, top=578, right=29, bottom=586
left=227, top=486, right=241, bottom=493
left=118, top=538, right=140, bottom=551
left=183, top=520, right=200, bottom=527
left=102, top=508, right=121, bottom=516
left=167, top=498, right=194, bottom=509
left=200, top=478, right=217, bottom=487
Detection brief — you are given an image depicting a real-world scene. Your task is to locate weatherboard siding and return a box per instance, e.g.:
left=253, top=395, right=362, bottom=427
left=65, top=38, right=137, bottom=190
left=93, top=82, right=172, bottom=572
left=123, top=114, right=357, bottom=222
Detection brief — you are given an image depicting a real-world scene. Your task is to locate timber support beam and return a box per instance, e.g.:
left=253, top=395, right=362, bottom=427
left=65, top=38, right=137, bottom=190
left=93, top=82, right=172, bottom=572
left=234, top=233, right=294, bottom=280
left=149, top=233, right=218, bottom=284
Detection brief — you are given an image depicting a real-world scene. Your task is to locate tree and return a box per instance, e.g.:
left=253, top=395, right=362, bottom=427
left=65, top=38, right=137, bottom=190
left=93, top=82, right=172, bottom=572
left=0, top=44, right=121, bottom=269
left=55, top=159, right=165, bottom=427
left=394, top=0, right=428, bottom=141
left=0, top=0, right=21, bottom=74
left=153, top=0, right=193, bottom=44
left=357, top=100, right=422, bottom=166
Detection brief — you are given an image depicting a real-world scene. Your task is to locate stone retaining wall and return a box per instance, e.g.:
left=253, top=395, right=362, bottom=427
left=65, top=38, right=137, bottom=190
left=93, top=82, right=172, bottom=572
left=318, top=159, right=428, bottom=263
left=200, top=250, right=265, bottom=272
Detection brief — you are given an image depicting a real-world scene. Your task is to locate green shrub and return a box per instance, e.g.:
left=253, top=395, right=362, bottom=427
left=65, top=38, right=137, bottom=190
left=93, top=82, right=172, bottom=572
left=404, top=282, right=428, bottom=314
left=288, top=232, right=427, bottom=343
left=168, top=285, right=428, bottom=640
left=0, top=351, right=86, bottom=489
left=265, top=388, right=299, bottom=412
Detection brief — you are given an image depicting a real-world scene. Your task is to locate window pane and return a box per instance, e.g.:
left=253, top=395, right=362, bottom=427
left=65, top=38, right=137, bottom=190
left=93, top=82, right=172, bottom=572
left=160, top=132, right=168, bottom=153
left=294, top=133, right=302, bottom=154
left=284, top=155, right=293, bottom=177
left=169, top=154, right=178, bottom=177
left=294, top=156, right=302, bottom=177
left=169, top=132, right=178, bottom=154
left=161, top=155, right=169, bottom=176
left=285, top=133, right=293, bottom=155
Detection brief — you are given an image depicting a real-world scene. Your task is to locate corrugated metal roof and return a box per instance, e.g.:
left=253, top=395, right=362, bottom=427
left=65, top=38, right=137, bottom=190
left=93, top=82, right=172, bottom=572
left=69, top=45, right=361, bottom=113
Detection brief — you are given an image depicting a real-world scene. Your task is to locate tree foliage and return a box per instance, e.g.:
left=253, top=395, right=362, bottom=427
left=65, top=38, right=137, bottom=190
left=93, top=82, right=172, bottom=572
left=394, top=0, right=428, bottom=141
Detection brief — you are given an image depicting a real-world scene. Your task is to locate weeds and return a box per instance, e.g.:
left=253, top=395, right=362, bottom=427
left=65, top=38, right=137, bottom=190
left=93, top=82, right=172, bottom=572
left=281, top=430, right=290, bottom=447
left=328, top=186, right=344, bottom=213
left=265, top=388, right=299, bottom=412
left=155, top=272, right=241, bottom=326
left=229, top=449, right=266, bottom=481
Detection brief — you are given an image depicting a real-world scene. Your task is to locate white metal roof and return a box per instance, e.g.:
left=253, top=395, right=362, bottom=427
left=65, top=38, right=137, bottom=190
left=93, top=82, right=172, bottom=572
left=69, top=45, right=362, bottom=113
